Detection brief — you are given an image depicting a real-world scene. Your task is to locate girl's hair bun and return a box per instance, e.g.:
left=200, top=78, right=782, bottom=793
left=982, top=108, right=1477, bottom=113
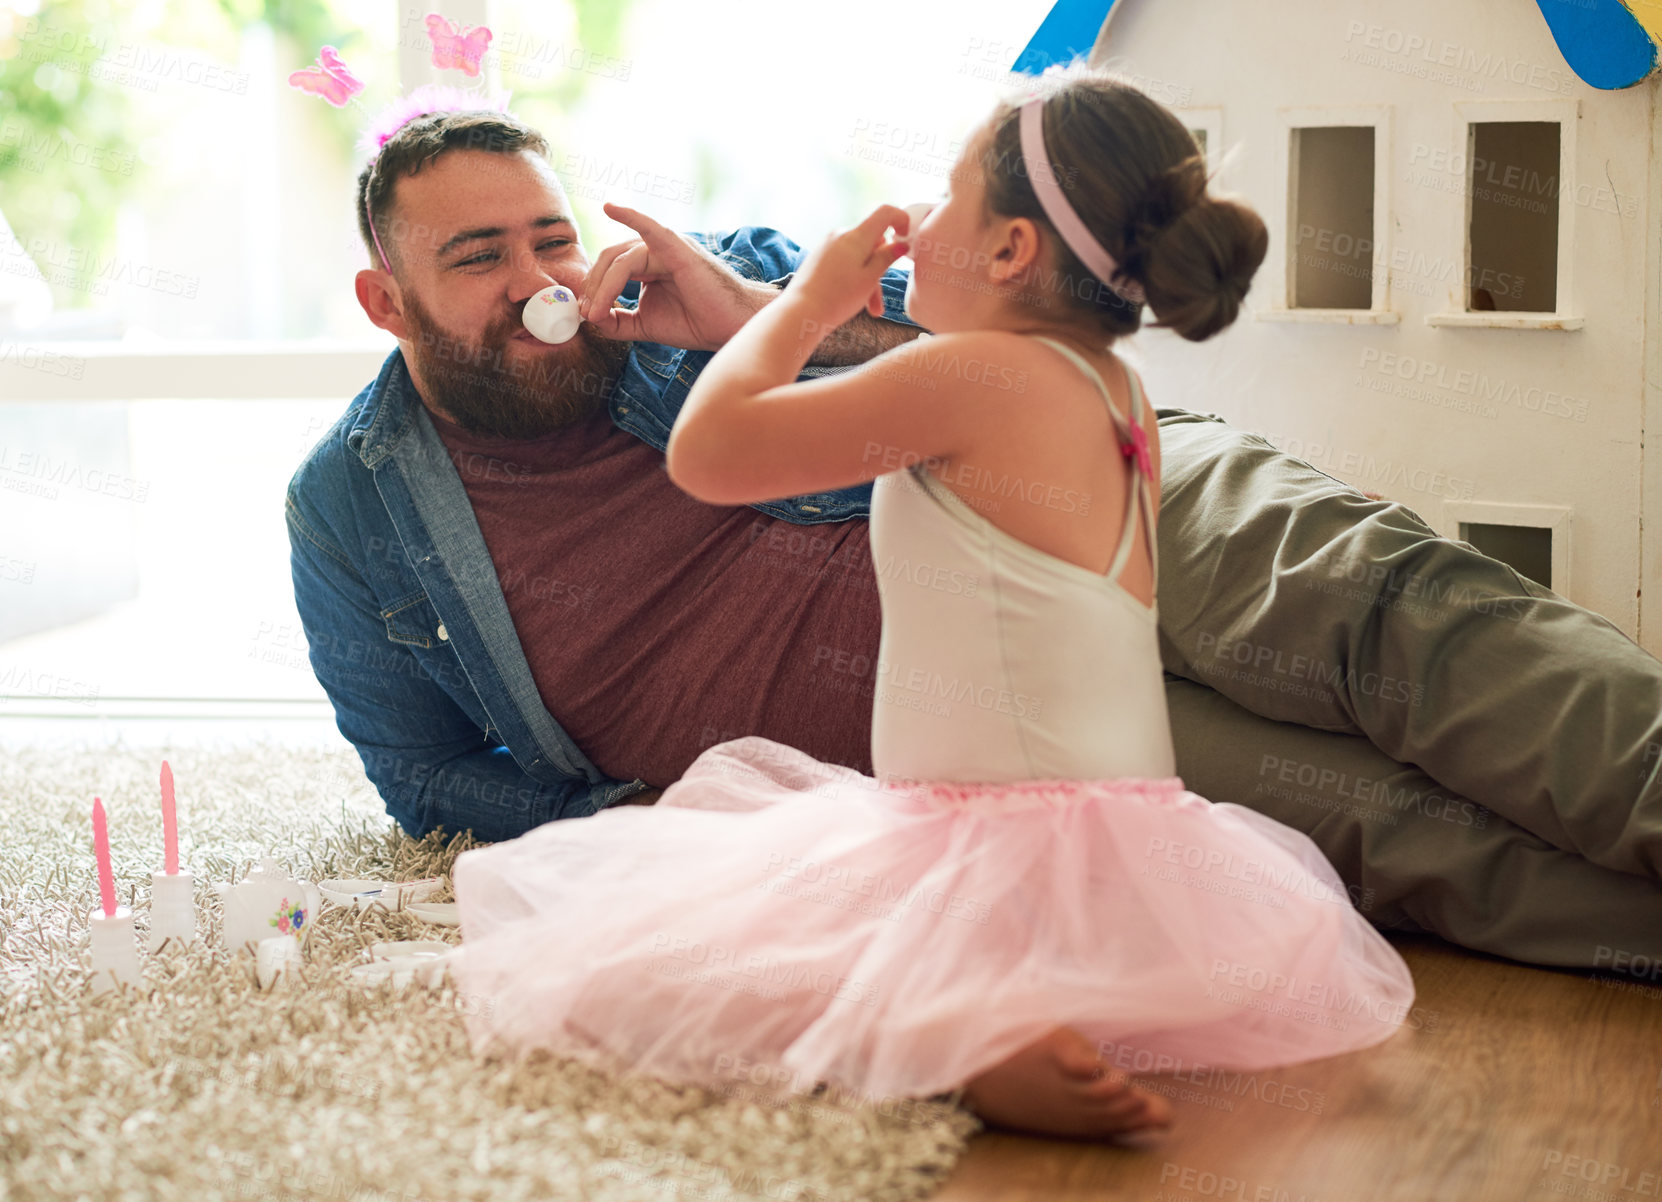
left=1126, top=164, right=1269, bottom=342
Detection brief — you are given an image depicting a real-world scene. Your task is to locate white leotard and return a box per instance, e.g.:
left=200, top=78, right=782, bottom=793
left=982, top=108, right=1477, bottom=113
left=868, top=336, right=1176, bottom=785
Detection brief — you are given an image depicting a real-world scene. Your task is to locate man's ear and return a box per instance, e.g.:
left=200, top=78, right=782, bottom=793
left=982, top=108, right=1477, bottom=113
left=355, top=269, right=409, bottom=339
left=989, top=217, right=1041, bottom=285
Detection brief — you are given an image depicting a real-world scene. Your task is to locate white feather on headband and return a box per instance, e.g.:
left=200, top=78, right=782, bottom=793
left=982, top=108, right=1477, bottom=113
left=357, top=83, right=515, bottom=160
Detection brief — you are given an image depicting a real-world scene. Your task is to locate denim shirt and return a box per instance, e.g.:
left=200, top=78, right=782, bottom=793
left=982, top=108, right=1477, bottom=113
left=286, top=227, right=917, bottom=841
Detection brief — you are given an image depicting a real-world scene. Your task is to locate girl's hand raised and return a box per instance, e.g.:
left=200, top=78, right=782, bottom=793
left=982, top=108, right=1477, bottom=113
left=789, top=205, right=913, bottom=330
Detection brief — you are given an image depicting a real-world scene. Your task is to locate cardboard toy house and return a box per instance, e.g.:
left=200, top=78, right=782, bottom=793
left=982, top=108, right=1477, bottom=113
left=1024, top=0, right=1662, bottom=655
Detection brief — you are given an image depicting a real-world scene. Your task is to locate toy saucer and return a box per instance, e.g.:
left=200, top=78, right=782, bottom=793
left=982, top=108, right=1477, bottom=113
left=349, top=958, right=447, bottom=989
left=318, top=876, right=442, bottom=910
left=368, top=940, right=450, bottom=960
left=405, top=902, right=461, bottom=926
left=350, top=941, right=452, bottom=989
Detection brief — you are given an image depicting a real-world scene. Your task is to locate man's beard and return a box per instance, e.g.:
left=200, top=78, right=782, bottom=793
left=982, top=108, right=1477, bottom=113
left=402, top=286, right=631, bottom=440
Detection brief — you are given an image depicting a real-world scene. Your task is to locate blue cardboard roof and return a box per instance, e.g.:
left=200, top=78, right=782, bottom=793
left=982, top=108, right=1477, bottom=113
left=1015, top=0, right=1659, bottom=90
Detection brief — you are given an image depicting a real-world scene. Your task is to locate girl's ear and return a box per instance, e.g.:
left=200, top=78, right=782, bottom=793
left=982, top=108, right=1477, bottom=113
left=989, top=216, right=1041, bottom=284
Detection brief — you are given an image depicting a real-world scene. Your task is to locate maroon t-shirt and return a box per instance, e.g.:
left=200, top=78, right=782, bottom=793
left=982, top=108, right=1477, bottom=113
left=427, top=404, right=881, bottom=787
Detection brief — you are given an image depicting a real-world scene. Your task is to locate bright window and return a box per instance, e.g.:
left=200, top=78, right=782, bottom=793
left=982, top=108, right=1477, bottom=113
left=0, top=0, right=1053, bottom=727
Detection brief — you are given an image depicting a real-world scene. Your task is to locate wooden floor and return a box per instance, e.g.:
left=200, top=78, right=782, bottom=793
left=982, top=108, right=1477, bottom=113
left=933, top=935, right=1662, bottom=1201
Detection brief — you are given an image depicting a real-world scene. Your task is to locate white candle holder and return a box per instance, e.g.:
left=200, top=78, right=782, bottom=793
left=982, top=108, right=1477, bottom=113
left=88, top=905, right=142, bottom=996
left=147, top=870, right=197, bottom=952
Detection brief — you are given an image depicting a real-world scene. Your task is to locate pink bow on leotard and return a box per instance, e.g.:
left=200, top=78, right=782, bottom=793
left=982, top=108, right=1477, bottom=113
left=1121, top=424, right=1154, bottom=483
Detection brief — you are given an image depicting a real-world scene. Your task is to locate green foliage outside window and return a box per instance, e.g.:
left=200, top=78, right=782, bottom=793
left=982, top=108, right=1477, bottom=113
left=0, top=0, right=633, bottom=313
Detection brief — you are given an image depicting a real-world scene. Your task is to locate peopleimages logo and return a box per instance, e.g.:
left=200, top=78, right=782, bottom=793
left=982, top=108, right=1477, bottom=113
left=1405, top=142, right=1639, bottom=219
left=0, top=122, right=136, bottom=176
left=1192, top=631, right=1428, bottom=708
left=1257, top=753, right=1489, bottom=830
left=1293, top=223, right=1528, bottom=301
left=0, top=342, right=87, bottom=380
left=1263, top=431, right=1476, bottom=502
left=1356, top=348, right=1589, bottom=422
left=0, top=445, right=149, bottom=502
left=1306, top=547, right=1532, bottom=623
left=3, top=238, right=199, bottom=299
left=762, top=851, right=993, bottom=925
left=1340, top=20, right=1577, bottom=96
left=812, top=644, right=1045, bottom=721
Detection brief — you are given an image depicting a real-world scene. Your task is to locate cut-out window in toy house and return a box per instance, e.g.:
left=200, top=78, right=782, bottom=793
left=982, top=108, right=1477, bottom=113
left=1289, top=126, right=1375, bottom=310
left=1189, top=127, right=1208, bottom=156
left=1461, top=521, right=1553, bottom=589
left=1466, top=121, right=1559, bottom=313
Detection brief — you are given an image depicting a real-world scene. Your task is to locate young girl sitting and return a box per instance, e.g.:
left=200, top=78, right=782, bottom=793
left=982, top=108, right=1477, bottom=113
left=448, top=68, right=1416, bottom=1143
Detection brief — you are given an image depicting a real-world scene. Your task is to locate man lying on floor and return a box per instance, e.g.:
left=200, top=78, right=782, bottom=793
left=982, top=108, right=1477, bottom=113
left=286, top=108, right=1662, bottom=981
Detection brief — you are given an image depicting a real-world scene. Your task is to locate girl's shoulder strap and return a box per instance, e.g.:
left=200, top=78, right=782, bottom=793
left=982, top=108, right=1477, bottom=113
left=1028, top=336, right=1138, bottom=440
left=1028, top=336, right=1158, bottom=597
left=1124, top=361, right=1147, bottom=426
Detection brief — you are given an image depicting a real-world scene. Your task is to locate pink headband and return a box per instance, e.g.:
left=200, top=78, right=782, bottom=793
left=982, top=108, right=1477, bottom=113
left=1017, top=96, right=1146, bottom=305
left=367, top=198, right=393, bottom=275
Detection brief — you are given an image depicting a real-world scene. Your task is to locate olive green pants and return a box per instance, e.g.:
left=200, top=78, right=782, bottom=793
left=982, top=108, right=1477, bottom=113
left=1153, top=410, right=1662, bottom=974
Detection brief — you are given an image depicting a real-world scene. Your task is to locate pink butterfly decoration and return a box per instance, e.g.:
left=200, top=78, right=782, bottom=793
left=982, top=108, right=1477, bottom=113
left=426, top=13, right=492, bottom=77
left=288, top=45, right=364, bottom=107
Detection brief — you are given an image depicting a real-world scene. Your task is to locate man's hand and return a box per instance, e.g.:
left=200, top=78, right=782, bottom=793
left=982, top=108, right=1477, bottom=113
left=578, top=203, right=777, bottom=350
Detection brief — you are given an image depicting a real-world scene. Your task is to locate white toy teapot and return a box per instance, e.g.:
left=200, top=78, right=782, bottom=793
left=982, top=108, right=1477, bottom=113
left=213, top=856, right=321, bottom=954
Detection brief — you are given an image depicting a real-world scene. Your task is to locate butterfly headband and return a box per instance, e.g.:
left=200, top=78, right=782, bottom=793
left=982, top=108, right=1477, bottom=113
left=289, top=13, right=511, bottom=273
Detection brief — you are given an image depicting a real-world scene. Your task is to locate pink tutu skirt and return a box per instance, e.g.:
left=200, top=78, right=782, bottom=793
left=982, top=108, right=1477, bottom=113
left=448, top=736, right=1415, bottom=1103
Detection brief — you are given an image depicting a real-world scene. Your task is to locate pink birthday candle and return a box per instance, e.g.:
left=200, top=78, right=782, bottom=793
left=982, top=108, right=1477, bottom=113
left=161, top=760, right=178, bottom=875
left=92, top=796, right=117, bottom=917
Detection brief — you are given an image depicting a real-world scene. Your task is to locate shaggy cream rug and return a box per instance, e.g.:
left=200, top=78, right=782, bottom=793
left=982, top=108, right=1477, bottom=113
left=0, top=741, right=979, bottom=1201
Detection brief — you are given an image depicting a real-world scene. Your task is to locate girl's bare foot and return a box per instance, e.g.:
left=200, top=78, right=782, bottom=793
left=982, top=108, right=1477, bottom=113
left=960, top=1026, right=1174, bottom=1142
